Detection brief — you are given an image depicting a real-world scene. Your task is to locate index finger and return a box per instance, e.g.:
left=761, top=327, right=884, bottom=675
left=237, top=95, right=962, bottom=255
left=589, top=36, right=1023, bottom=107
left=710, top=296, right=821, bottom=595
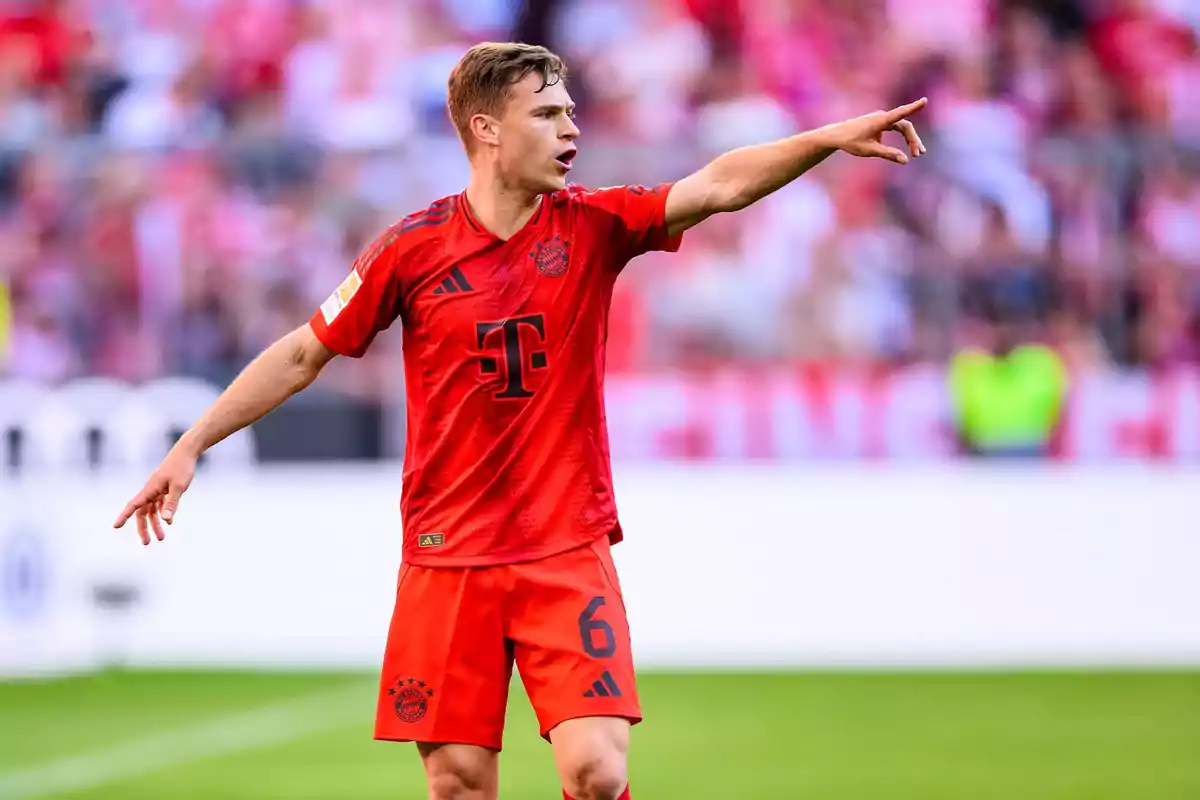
left=114, top=484, right=162, bottom=528
left=886, top=97, right=928, bottom=125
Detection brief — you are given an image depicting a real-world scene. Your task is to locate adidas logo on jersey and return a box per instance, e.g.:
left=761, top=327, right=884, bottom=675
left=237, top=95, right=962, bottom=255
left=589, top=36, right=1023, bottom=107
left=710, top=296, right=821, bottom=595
left=583, top=670, right=623, bottom=698
left=432, top=267, right=473, bottom=295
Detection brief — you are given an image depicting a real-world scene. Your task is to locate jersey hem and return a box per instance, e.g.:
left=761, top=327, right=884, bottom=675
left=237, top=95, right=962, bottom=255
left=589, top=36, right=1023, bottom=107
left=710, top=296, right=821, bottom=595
left=400, top=525, right=618, bottom=568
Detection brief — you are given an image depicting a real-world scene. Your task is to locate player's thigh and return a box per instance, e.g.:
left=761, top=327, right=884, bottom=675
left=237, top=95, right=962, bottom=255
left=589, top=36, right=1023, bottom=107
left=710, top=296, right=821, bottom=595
left=418, top=742, right=500, bottom=800
left=508, top=536, right=641, bottom=740
left=375, top=562, right=512, bottom=750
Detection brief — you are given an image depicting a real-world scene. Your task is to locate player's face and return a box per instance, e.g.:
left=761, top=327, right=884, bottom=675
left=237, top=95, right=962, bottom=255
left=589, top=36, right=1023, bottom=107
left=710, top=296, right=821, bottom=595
left=496, top=73, right=579, bottom=194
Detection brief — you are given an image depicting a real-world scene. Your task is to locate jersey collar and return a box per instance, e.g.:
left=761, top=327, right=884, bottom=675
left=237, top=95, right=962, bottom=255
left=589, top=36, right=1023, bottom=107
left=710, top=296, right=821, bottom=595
left=459, top=192, right=547, bottom=243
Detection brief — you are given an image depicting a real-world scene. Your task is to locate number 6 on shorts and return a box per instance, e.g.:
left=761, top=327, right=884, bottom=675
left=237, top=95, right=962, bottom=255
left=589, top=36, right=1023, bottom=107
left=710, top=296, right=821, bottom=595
left=578, top=596, right=617, bottom=658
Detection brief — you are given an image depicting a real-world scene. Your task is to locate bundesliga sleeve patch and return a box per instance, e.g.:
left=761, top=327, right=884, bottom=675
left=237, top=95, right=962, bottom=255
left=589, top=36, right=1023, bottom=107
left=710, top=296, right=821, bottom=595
left=320, top=269, right=363, bottom=324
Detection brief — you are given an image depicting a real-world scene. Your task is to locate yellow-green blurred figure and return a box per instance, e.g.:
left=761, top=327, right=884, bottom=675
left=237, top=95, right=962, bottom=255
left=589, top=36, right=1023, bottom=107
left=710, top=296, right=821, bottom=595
left=0, top=277, right=11, bottom=370
left=949, top=311, right=1068, bottom=459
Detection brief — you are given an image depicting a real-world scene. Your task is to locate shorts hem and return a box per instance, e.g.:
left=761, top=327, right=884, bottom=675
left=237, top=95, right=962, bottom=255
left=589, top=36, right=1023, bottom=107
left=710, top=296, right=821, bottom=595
left=373, top=732, right=503, bottom=752
left=539, top=712, right=643, bottom=743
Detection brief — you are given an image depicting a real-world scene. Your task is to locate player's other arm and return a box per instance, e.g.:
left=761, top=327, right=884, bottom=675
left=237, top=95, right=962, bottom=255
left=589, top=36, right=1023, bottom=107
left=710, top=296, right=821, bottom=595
left=114, top=227, right=406, bottom=544
left=664, top=98, right=929, bottom=237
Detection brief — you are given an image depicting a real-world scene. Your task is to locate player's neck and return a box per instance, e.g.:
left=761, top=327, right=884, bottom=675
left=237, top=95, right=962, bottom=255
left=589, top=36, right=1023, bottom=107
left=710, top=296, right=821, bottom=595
left=464, top=173, right=542, bottom=241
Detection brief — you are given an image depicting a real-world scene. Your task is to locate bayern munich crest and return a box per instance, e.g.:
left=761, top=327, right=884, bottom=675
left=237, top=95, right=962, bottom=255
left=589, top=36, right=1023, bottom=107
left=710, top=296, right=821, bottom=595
left=531, top=235, right=570, bottom=278
left=389, top=677, right=434, bottom=723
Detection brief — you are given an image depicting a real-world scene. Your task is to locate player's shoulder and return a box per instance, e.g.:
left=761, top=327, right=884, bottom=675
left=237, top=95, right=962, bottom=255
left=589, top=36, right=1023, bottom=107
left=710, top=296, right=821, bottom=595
left=395, top=194, right=461, bottom=240
left=549, top=183, right=672, bottom=217
left=358, top=194, right=460, bottom=269
left=550, top=182, right=670, bottom=209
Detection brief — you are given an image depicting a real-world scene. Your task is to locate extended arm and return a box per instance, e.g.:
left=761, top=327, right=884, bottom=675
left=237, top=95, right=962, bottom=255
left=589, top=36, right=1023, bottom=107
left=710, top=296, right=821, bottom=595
left=177, top=324, right=335, bottom=457
left=114, top=324, right=337, bottom=541
left=665, top=98, right=928, bottom=237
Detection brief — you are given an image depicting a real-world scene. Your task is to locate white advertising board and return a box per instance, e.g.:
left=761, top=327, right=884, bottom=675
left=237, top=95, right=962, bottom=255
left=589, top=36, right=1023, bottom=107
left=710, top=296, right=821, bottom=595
left=6, top=369, right=1200, bottom=472
left=2, top=465, right=1199, bottom=677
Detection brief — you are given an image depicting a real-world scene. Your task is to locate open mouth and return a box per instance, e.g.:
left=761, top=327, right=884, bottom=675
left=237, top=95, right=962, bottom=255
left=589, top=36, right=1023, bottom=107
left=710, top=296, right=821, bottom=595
left=555, top=148, right=577, bottom=170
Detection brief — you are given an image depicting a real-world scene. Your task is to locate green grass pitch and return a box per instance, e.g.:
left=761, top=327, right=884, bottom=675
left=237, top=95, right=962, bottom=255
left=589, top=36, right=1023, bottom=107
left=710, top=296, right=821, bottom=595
left=1, top=669, right=1198, bottom=798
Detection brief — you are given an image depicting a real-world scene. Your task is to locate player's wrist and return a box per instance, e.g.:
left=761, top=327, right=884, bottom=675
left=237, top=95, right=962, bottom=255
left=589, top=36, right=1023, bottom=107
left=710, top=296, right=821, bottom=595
left=174, top=429, right=205, bottom=460
left=812, top=120, right=851, bottom=153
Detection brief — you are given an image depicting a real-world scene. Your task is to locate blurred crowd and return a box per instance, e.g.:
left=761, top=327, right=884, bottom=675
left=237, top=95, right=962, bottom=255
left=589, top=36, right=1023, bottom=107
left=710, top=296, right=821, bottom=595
left=1, top=0, right=1199, bottom=395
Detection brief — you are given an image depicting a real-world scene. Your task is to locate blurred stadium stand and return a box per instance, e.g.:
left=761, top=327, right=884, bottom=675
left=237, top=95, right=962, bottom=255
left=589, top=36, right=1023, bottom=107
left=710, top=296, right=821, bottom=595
left=0, top=0, right=1198, bottom=461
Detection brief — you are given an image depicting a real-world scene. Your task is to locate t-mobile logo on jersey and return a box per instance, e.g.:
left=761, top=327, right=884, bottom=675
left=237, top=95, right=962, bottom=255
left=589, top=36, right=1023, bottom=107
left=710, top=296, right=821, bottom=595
left=475, top=314, right=548, bottom=399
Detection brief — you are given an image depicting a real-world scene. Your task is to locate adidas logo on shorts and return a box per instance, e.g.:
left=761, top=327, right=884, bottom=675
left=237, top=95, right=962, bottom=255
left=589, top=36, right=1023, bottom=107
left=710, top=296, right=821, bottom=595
left=583, top=670, right=622, bottom=698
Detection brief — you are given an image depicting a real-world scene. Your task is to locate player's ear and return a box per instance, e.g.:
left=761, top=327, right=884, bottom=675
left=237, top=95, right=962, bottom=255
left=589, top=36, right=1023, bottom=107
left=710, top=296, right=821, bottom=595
left=469, top=113, right=501, bottom=148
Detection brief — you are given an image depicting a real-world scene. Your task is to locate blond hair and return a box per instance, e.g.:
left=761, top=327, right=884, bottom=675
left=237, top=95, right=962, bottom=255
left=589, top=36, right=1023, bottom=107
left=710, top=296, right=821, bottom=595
left=447, top=42, right=568, bottom=152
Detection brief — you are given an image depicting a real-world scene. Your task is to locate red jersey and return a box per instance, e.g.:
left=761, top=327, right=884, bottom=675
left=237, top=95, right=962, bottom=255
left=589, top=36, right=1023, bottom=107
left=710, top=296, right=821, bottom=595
left=309, top=183, right=682, bottom=566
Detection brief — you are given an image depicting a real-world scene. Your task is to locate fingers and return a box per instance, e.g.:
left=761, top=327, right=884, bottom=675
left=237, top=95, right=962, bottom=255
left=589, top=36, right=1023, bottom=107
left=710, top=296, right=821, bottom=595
left=149, top=499, right=166, bottom=543
left=131, top=498, right=169, bottom=546
left=892, top=119, right=926, bottom=157
left=114, top=475, right=174, bottom=545
left=161, top=481, right=185, bottom=524
left=114, top=482, right=162, bottom=528
left=136, top=507, right=151, bottom=546
left=886, top=97, right=928, bottom=125
left=870, top=144, right=910, bottom=165
left=846, top=99, right=927, bottom=164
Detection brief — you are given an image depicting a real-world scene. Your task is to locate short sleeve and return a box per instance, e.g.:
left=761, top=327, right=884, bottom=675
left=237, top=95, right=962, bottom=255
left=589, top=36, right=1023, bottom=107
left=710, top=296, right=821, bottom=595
left=309, top=226, right=406, bottom=358
left=579, top=183, right=682, bottom=263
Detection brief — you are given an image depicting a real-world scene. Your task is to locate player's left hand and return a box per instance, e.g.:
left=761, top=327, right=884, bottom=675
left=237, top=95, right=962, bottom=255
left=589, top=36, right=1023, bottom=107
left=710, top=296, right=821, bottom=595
left=830, top=98, right=928, bottom=165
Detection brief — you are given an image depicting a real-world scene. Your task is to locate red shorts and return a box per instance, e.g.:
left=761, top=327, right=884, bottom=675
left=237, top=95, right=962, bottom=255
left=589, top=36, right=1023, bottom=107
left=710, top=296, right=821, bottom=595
left=373, top=535, right=640, bottom=750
